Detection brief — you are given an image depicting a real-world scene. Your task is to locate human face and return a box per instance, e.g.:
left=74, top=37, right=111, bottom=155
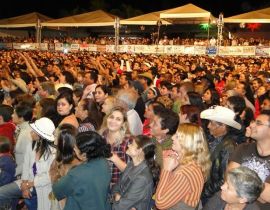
left=207, top=120, right=224, bottom=138
left=257, top=86, right=266, bottom=97
left=171, top=87, right=179, bottom=100
left=119, top=75, right=128, bottom=87
left=172, top=132, right=183, bottom=154
left=261, top=99, right=270, bottom=111
left=226, top=73, right=233, bottom=82
left=57, top=98, right=73, bottom=116
left=75, top=101, right=88, bottom=121
left=159, top=86, right=169, bottom=96
left=33, top=102, right=42, bottom=119
left=249, top=114, right=270, bottom=141
left=95, top=87, right=107, bottom=104
left=221, top=178, right=242, bottom=204
left=12, top=111, right=22, bottom=125
left=252, top=80, right=260, bottom=92
left=126, top=139, right=141, bottom=158
left=107, top=110, right=124, bottom=132
left=234, top=83, right=245, bottom=96
left=144, top=104, right=155, bottom=119
left=202, top=89, right=212, bottom=103
left=102, top=98, right=113, bottom=114
left=147, top=89, right=156, bottom=100
left=150, top=115, right=168, bottom=139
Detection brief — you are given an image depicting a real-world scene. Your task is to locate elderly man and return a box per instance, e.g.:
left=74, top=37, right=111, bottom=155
left=200, top=105, right=241, bottom=205
left=227, top=110, right=270, bottom=210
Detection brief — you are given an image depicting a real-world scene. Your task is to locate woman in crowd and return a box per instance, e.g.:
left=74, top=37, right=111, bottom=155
left=202, top=88, right=220, bottom=108
left=203, top=166, right=263, bottom=210
left=21, top=117, right=56, bottom=210
left=145, top=87, right=160, bottom=106
left=75, top=98, right=103, bottom=132
left=99, top=106, right=132, bottom=186
left=56, top=91, right=79, bottom=128
left=155, top=123, right=211, bottom=210
left=94, top=85, right=110, bottom=110
left=52, top=131, right=112, bottom=210
left=101, top=96, right=117, bottom=115
left=112, top=135, right=160, bottom=210
left=179, top=105, right=201, bottom=125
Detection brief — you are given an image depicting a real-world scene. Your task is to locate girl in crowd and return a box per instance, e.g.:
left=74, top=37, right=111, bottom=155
left=99, top=106, right=132, bottom=186
left=49, top=124, right=80, bottom=209
left=75, top=98, right=103, bottom=132
left=52, top=131, right=112, bottom=210
left=56, top=91, right=79, bottom=128
left=145, top=87, right=160, bottom=106
left=21, top=117, right=56, bottom=210
left=112, top=135, right=160, bottom=210
left=94, top=85, right=110, bottom=109
left=155, top=123, right=211, bottom=210
left=203, top=167, right=263, bottom=210
left=202, top=88, right=220, bottom=108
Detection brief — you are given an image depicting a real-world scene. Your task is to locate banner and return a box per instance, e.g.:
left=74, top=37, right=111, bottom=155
left=194, top=46, right=207, bottom=55
left=255, top=46, right=270, bottom=57
left=88, top=44, right=98, bottom=52
left=12, top=43, right=38, bottom=50
left=79, top=44, right=89, bottom=51
left=0, top=43, right=12, bottom=49
left=219, top=46, right=256, bottom=56
left=206, top=46, right=217, bottom=56
left=40, top=43, right=48, bottom=51
left=55, top=43, right=63, bottom=51
left=70, top=44, right=80, bottom=51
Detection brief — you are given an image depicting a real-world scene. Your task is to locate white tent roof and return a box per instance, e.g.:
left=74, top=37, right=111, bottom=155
left=42, top=10, right=118, bottom=27
left=224, top=7, right=270, bottom=23
left=160, top=3, right=215, bottom=24
left=0, top=12, right=52, bottom=28
left=120, top=10, right=171, bottom=25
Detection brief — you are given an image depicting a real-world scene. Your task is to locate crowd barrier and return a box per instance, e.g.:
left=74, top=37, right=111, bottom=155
left=1, top=42, right=270, bottom=56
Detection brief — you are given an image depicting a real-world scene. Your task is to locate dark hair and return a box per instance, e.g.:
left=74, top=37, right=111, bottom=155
left=76, top=131, right=112, bottom=161
left=15, top=94, right=35, bottom=108
left=39, top=98, right=58, bottom=126
left=89, top=71, right=98, bottom=83
left=81, top=98, right=103, bottom=130
left=0, top=105, right=13, bottom=122
left=227, top=96, right=246, bottom=115
left=95, top=85, right=111, bottom=96
left=159, top=81, right=173, bottom=90
left=56, top=124, right=77, bottom=164
left=239, top=81, right=255, bottom=105
left=153, top=106, right=179, bottom=135
left=57, top=87, right=73, bottom=96
left=15, top=102, right=33, bottom=121
left=135, top=135, right=160, bottom=192
left=187, top=91, right=205, bottom=111
left=56, top=91, right=75, bottom=114
left=0, top=89, right=4, bottom=104
left=41, top=81, right=56, bottom=96
left=62, top=71, right=75, bottom=85
left=204, top=88, right=220, bottom=107
left=0, top=136, right=11, bottom=153
left=180, top=105, right=201, bottom=125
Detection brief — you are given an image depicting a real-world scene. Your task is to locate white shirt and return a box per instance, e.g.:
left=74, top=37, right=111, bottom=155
left=127, top=109, right=143, bottom=136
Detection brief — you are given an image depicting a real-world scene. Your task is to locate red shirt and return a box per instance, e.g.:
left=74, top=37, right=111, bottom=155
left=0, top=121, right=16, bottom=146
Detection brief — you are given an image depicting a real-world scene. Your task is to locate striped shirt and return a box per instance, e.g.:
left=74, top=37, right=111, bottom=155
left=155, top=163, right=204, bottom=209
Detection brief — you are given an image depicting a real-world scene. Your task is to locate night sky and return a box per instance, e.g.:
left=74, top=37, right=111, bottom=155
left=0, top=0, right=270, bottom=19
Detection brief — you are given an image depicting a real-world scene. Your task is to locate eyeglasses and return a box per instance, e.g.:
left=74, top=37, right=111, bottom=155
left=251, top=120, right=270, bottom=127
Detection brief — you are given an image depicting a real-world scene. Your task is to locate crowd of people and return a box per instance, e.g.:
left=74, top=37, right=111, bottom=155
left=1, top=35, right=270, bottom=46
left=0, top=49, right=269, bottom=210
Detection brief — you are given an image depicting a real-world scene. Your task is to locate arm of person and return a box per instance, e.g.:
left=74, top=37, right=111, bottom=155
left=258, top=182, right=270, bottom=203
left=155, top=169, right=190, bottom=209
left=109, top=153, right=127, bottom=172
left=112, top=175, right=149, bottom=210
left=25, top=53, right=45, bottom=77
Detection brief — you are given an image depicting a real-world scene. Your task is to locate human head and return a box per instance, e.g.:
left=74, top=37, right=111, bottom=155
left=159, top=81, right=172, bottom=96
left=226, top=96, right=246, bottom=116
left=221, top=167, right=263, bottom=204
left=0, top=104, right=13, bottom=124
left=202, top=88, right=220, bottom=107
left=29, top=117, right=55, bottom=142
left=94, top=85, right=110, bottom=104
left=75, top=131, right=112, bottom=162
left=101, top=96, right=116, bottom=115
left=179, top=81, right=194, bottom=103
left=12, top=102, right=33, bottom=124
left=248, top=111, right=270, bottom=141
left=39, top=81, right=56, bottom=98
left=171, top=123, right=211, bottom=180
left=261, top=96, right=270, bottom=111
left=150, top=106, right=179, bottom=138
left=147, top=87, right=160, bottom=101
left=116, top=88, right=138, bottom=111
left=180, top=105, right=201, bottom=125
left=56, top=124, right=77, bottom=164
left=56, top=91, right=75, bottom=116
left=186, top=91, right=205, bottom=111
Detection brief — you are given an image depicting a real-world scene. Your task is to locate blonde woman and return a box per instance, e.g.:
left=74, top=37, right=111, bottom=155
left=155, top=123, right=211, bottom=210
left=100, top=106, right=131, bottom=186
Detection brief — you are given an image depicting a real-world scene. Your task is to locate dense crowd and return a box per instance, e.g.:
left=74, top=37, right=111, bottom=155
left=1, top=35, right=270, bottom=46
left=0, top=49, right=269, bottom=210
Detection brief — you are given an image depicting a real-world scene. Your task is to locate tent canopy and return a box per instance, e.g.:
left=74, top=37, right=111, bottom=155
left=42, top=10, right=118, bottom=27
left=160, top=3, right=215, bottom=24
left=224, top=7, right=270, bottom=23
left=0, top=12, right=52, bottom=28
left=120, top=10, right=171, bottom=25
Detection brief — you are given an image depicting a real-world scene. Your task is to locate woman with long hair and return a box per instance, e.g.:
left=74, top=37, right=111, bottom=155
left=99, top=106, right=132, bottom=186
left=20, top=117, right=56, bottom=210
left=179, top=105, right=201, bottom=125
left=55, top=91, right=79, bottom=128
left=112, top=135, right=160, bottom=210
left=52, top=131, right=112, bottom=210
left=75, top=98, right=103, bottom=132
left=202, top=88, right=220, bottom=108
left=155, top=123, right=211, bottom=210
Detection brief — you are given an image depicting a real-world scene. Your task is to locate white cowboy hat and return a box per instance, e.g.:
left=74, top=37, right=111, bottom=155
left=29, top=117, right=55, bottom=142
left=200, top=105, right=241, bottom=130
